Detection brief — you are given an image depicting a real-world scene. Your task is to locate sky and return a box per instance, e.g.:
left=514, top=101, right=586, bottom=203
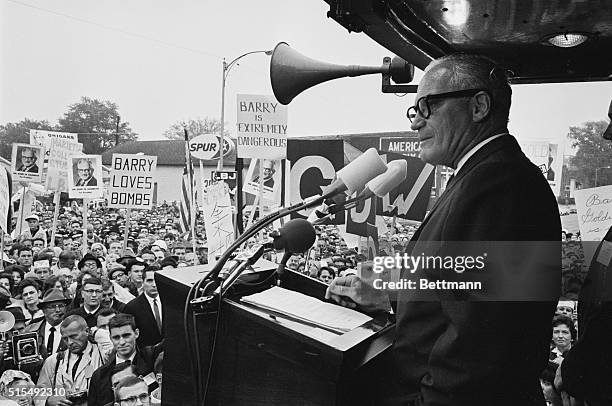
left=2, top=0, right=611, bottom=156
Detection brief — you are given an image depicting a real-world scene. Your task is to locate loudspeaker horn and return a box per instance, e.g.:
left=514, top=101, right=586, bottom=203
left=270, top=42, right=414, bottom=105
left=0, top=310, right=15, bottom=333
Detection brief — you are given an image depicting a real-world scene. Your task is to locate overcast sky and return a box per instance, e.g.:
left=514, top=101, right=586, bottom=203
left=2, top=0, right=611, bottom=155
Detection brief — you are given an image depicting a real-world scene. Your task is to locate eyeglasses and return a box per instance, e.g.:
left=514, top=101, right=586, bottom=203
left=118, top=393, right=149, bottom=405
left=82, top=289, right=102, bottom=295
left=43, top=303, right=67, bottom=310
left=406, top=89, right=487, bottom=122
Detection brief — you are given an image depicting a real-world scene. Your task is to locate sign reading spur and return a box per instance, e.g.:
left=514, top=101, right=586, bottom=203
left=188, top=134, right=235, bottom=160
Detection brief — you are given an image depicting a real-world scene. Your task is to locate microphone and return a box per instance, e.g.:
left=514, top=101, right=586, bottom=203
left=322, top=160, right=408, bottom=220
left=321, top=148, right=387, bottom=198
left=358, top=159, right=408, bottom=198
left=269, top=219, right=316, bottom=277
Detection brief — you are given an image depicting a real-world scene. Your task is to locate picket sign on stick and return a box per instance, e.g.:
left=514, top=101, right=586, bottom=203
left=257, top=162, right=264, bottom=239
left=123, top=208, right=131, bottom=252
left=0, top=232, right=4, bottom=271
left=17, top=183, right=28, bottom=238
left=82, top=199, right=90, bottom=256
left=245, top=193, right=260, bottom=230
left=49, top=192, right=61, bottom=248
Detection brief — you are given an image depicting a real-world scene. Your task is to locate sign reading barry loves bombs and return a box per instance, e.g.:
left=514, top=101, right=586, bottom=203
left=236, top=94, right=287, bottom=159
left=108, top=154, right=157, bottom=209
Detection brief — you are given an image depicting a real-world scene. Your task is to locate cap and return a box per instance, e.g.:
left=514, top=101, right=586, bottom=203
left=25, top=214, right=39, bottom=222
left=33, top=260, right=50, bottom=269
left=153, top=240, right=168, bottom=251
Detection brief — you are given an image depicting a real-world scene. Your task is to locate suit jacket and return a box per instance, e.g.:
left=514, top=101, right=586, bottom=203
left=124, top=294, right=164, bottom=347
left=25, top=319, right=68, bottom=361
left=16, top=164, right=39, bottom=173
left=76, top=176, right=97, bottom=187
left=110, top=298, right=127, bottom=313
left=392, top=135, right=561, bottom=406
left=66, top=306, right=102, bottom=328
left=87, top=342, right=163, bottom=406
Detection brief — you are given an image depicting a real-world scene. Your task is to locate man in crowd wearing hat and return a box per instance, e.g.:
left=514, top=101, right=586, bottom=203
left=66, top=277, right=103, bottom=328
left=32, top=259, right=51, bottom=282
left=16, top=146, right=39, bottom=172
left=19, top=214, right=47, bottom=245
left=77, top=253, right=102, bottom=277
left=37, top=315, right=112, bottom=406
left=23, top=288, right=70, bottom=379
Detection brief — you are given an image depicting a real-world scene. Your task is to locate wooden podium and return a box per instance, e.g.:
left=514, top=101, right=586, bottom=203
left=157, top=260, right=395, bottom=406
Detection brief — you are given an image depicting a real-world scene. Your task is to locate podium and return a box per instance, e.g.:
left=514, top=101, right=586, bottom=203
left=157, top=260, right=395, bottom=406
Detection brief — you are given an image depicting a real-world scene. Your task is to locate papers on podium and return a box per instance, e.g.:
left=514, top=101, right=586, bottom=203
left=241, top=286, right=372, bottom=334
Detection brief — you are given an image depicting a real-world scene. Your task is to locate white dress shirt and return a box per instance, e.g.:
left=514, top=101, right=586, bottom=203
left=144, top=293, right=162, bottom=324
left=454, top=132, right=508, bottom=176
left=44, top=322, right=62, bottom=355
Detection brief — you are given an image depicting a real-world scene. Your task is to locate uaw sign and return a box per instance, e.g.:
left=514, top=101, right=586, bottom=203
left=108, top=154, right=157, bottom=209
left=236, top=94, right=288, bottom=160
left=189, top=134, right=234, bottom=160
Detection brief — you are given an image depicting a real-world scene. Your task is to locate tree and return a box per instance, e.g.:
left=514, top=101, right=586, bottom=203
left=0, top=118, right=55, bottom=160
left=57, top=97, right=137, bottom=154
left=163, top=117, right=228, bottom=140
left=568, top=120, right=612, bottom=187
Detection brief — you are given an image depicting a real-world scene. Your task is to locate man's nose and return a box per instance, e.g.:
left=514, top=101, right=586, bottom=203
left=410, top=115, right=425, bottom=131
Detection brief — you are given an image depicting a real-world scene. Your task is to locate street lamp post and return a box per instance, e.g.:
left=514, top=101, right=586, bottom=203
left=218, top=50, right=272, bottom=170
left=595, top=166, right=611, bottom=187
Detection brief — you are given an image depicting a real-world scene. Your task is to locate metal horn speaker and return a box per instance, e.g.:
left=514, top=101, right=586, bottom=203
left=270, top=42, right=415, bottom=105
left=0, top=310, right=15, bottom=333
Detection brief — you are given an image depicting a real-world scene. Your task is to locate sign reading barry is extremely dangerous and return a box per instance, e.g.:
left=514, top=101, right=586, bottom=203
left=108, top=154, right=157, bottom=209
left=236, top=94, right=287, bottom=160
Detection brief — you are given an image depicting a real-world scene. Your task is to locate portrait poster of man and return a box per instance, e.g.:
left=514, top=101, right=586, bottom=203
left=11, top=143, right=44, bottom=183
left=243, top=158, right=281, bottom=203
left=67, top=154, right=103, bottom=199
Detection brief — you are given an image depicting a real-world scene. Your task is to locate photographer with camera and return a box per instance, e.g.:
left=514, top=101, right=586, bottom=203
left=35, top=315, right=112, bottom=406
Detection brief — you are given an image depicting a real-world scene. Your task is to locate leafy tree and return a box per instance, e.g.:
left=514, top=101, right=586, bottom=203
left=58, top=97, right=137, bottom=154
left=0, top=119, right=55, bottom=160
left=568, top=120, right=612, bottom=187
left=163, top=117, right=229, bottom=140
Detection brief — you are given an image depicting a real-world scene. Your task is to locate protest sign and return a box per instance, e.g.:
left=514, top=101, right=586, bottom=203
left=575, top=185, right=612, bottom=264
left=30, top=130, right=79, bottom=159
left=202, top=182, right=234, bottom=262
left=243, top=159, right=281, bottom=203
left=67, top=155, right=103, bottom=199
left=46, top=139, right=83, bottom=192
left=236, top=94, right=288, bottom=159
left=11, top=143, right=44, bottom=183
left=108, top=154, right=157, bottom=209
left=0, top=168, right=11, bottom=234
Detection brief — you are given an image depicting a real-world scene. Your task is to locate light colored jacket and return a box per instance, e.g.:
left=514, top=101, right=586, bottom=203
left=35, top=329, right=112, bottom=406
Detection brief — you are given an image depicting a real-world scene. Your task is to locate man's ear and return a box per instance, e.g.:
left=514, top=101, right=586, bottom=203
left=472, top=91, right=492, bottom=122
left=134, top=328, right=140, bottom=339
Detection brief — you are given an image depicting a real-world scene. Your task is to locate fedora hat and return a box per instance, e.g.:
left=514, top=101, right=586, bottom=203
left=38, top=288, right=71, bottom=308
left=77, top=253, right=102, bottom=270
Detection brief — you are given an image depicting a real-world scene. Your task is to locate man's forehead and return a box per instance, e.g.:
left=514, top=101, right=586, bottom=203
left=417, top=64, right=455, bottom=97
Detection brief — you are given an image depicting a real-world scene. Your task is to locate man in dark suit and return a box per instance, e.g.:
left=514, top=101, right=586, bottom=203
left=16, top=147, right=39, bottom=172
left=125, top=267, right=164, bottom=347
left=67, top=276, right=103, bottom=327
left=75, top=158, right=97, bottom=186
left=88, top=313, right=163, bottom=406
left=327, top=54, right=560, bottom=405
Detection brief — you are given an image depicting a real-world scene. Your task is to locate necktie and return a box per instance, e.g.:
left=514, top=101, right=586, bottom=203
left=153, top=298, right=162, bottom=333
left=72, top=353, right=83, bottom=380
left=47, top=326, right=55, bottom=354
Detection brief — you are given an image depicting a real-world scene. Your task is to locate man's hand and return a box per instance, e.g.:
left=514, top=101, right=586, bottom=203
left=325, top=275, right=391, bottom=314
left=45, top=396, right=74, bottom=406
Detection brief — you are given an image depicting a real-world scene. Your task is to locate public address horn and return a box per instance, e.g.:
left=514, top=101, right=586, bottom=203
left=270, top=42, right=417, bottom=105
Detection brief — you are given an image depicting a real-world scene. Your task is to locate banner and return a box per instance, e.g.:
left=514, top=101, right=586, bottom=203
left=243, top=159, right=281, bottom=203
left=12, top=189, right=37, bottom=237
left=520, top=140, right=564, bottom=196
left=108, top=154, right=157, bottom=209
left=46, top=139, right=83, bottom=192
left=574, top=185, right=612, bottom=263
left=67, top=155, right=103, bottom=199
left=379, top=136, right=421, bottom=157
left=236, top=94, right=288, bottom=159
left=30, top=130, right=78, bottom=159
left=0, top=168, right=11, bottom=234
left=11, top=143, right=45, bottom=183
left=378, top=152, right=434, bottom=221
left=287, top=139, right=344, bottom=220
left=202, top=182, right=234, bottom=262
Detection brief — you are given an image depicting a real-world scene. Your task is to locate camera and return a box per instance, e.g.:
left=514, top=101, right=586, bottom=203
left=66, top=391, right=88, bottom=403
left=12, top=332, right=41, bottom=365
